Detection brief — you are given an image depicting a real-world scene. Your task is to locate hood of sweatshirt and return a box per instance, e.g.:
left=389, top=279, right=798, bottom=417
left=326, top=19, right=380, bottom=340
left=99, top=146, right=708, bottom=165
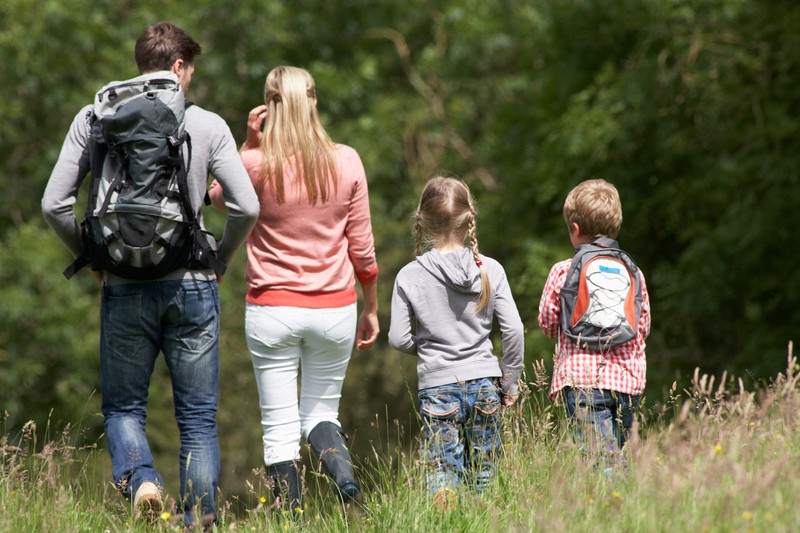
left=415, top=247, right=482, bottom=296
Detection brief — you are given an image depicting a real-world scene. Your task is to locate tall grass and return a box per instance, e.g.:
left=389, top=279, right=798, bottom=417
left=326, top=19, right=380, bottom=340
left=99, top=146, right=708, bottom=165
left=2, top=344, right=799, bottom=531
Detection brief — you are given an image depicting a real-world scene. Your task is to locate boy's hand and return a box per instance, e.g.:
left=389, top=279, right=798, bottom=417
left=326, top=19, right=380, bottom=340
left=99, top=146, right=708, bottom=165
left=501, top=394, right=519, bottom=407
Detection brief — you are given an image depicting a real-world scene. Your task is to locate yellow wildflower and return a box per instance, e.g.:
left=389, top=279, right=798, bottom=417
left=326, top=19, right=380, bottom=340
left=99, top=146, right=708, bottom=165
left=742, top=511, right=753, bottom=521
left=160, top=511, right=171, bottom=521
left=714, top=444, right=722, bottom=455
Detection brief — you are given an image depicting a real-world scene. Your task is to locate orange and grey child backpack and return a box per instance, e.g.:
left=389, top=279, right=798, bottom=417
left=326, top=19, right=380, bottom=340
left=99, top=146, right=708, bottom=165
left=63, top=71, right=224, bottom=280
left=559, top=237, right=643, bottom=351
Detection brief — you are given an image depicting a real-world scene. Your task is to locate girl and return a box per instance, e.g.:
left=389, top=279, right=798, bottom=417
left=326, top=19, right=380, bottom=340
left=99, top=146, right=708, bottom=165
left=388, top=176, right=524, bottom=505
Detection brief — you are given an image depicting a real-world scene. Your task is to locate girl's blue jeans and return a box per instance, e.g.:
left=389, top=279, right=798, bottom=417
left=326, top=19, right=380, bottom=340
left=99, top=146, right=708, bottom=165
left=418, top=377, right=501, bottom=495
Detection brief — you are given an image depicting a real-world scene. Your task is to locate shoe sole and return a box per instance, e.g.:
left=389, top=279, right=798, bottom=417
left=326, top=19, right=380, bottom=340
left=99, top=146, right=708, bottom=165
left=135, top=494, right=163, bottom=521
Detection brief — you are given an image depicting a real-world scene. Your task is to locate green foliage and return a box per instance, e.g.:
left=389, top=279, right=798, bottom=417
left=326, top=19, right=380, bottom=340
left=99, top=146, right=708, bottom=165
left=0, top=224, right=101, bottom=431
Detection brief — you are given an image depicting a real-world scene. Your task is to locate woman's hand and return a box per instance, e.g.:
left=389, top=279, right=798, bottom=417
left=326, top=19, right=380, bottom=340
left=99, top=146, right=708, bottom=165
left=243, top=105, right=268, bottom=150
left=355, top=280, right=379, bottom=350
left=356, top=309, right=379, bottom=350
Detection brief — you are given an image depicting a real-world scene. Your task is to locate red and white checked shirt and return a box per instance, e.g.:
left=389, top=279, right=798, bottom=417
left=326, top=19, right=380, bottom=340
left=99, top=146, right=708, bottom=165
left=538, top=258, right=651, bottom=399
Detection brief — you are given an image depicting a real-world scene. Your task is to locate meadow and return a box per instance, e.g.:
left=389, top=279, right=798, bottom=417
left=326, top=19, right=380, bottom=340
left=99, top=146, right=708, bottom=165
left=2, top=345, right=798, bottom=532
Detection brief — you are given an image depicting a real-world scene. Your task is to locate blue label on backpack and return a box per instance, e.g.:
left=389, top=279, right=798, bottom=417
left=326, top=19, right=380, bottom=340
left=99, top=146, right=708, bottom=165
left=599, top=265, right=621, bottom=274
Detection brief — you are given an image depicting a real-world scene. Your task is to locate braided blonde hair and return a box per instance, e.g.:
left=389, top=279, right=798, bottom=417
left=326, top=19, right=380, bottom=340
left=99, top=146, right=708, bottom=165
left=413, top=176, right=491, bottom=313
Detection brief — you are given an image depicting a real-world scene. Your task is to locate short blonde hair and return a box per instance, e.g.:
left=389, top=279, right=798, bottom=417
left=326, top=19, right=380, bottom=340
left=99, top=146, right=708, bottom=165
left=563, top=179, right=623, bottom=239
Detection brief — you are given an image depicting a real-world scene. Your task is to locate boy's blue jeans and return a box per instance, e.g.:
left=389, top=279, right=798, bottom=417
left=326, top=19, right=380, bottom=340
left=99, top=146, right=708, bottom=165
left=561, top=387, right=639, bottom=466
left=100, top=279, right=220, bottom=525
left=418, top=377, right=501, bottom=495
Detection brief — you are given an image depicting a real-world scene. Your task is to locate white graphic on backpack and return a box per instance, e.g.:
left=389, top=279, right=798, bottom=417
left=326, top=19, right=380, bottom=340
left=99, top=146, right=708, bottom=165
left=580, top=257, right=632, bottom=330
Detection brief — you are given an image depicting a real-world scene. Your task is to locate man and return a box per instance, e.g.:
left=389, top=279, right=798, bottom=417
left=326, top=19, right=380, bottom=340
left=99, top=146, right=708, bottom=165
left=42, top=22, right=259, bottom=527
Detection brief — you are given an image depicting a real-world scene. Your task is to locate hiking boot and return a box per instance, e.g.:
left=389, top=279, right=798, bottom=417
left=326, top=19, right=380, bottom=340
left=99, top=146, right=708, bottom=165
left=307, top=421, right=362, bottom=504
left=133, top=481, right=163, bottom=520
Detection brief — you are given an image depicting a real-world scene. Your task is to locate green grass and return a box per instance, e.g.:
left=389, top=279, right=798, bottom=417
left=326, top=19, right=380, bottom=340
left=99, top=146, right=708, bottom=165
left=3, top=345, right=800, bottom=532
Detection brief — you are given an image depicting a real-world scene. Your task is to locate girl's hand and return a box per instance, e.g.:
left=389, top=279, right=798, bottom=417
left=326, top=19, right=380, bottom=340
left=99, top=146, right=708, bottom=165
left=243, top=105, right=268, bottom=150
left=502, top=394, right=518, bottom=407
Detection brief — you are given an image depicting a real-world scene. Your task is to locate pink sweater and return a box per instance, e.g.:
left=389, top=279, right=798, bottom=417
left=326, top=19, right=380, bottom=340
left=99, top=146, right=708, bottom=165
left=209, top=144, right=378, bottom=308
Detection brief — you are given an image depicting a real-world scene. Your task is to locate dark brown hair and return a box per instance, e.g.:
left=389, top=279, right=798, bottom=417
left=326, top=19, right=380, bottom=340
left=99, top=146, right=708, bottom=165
left=134, top=22, right=201, bottom=73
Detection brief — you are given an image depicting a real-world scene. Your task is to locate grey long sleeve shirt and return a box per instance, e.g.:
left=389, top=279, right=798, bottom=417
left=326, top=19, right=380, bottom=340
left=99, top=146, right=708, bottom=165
left=42, top=103, right=259, bottom=282
left=388, top=247, right=524, bottom=396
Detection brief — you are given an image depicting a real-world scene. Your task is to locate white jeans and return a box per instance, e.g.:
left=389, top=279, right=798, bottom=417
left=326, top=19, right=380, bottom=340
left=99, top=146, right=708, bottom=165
left=245, top=303, right=357, bottom=465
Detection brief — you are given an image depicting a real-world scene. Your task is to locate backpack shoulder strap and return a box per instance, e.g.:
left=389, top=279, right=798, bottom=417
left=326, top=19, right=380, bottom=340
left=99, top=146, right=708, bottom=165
left=64, top=115, right=107, bottom=280
left=63, top=255, right=90, bottom=279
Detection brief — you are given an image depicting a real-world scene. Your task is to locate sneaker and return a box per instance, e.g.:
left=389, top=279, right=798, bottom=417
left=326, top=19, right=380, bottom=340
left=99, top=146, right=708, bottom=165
left=133, top=481, right=163, bottom=520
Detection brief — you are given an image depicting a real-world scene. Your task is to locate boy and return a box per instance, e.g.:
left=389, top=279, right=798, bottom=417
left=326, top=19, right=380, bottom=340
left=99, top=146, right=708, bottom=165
left=538, top=179, right=650, bottom=472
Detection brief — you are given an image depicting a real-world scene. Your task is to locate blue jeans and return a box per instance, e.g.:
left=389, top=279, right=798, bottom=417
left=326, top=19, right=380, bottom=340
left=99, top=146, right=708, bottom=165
left=561, top=387, right=639, bottom=466
left=100, top=279, right=220, bottom=524
left=418, top=378, right=501, bottom=494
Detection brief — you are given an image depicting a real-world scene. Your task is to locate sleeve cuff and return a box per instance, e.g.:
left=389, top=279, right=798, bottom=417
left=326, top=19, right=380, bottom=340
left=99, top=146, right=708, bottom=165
left=501, top=379, right=520, bottom=397
left=356, top=266, right=379, bottom=285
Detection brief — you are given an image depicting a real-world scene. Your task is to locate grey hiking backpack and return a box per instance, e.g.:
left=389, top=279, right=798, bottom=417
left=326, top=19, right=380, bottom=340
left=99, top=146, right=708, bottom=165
left=64, top=72, right=224, bottom=280
left=558, top=237, right=643, bottom=351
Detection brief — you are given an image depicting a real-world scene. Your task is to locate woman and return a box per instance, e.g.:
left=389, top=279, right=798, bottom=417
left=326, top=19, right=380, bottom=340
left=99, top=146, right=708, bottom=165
left=209, top=66, right=378, bottom=511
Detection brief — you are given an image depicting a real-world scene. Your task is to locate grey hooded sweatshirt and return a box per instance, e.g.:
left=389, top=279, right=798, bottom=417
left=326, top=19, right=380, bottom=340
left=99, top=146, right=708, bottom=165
left=388, top=247, right=524, bottom=396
